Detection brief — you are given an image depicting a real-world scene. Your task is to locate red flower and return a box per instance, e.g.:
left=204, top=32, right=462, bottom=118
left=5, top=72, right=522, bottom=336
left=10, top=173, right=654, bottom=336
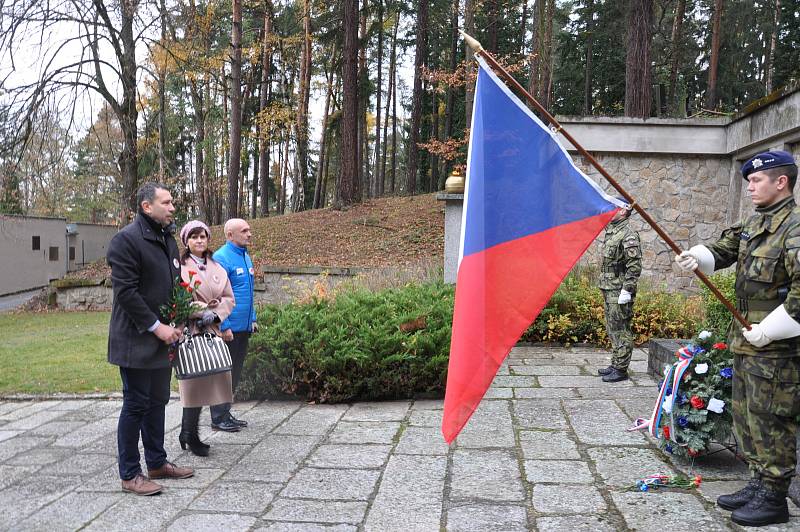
left=687, top=448, right=700, bottom=457
left=180, top=281, right=189, bottom=288
left=713, top=342, right=728, bottom=350
left=188, top=270, right=197, bottom=276
left=187, top=287, right=193, bottom=293
left=194, top=279, right=201, bottom=287
left=693, top=474, right=703, bottom=487
left=690, top=396, right=705, bottom=409
left=662, top=426, right=671, bottom=439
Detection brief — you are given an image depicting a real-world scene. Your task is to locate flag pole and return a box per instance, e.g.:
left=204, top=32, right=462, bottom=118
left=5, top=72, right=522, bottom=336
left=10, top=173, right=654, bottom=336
left=460, top=31, right=750, bottom=329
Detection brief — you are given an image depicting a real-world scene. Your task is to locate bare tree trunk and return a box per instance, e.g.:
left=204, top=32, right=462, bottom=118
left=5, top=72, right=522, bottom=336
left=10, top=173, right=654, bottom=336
left=537, top=0, right=555, bottom=109
left=382, top=10, right=399, bottom=193
left=464, top=0, right=476, bottom=126
left=487, top=0, right=498, bottom=53
left=373, top=0, right=384, bottom=197
left=764, top=0, right=779, bottom=95
left=667, top=0, right=686, bottom=116
left=259, top=2, right=274, bottom=217
left=527, top=0, right=544, bottom=104
left=315, top=47, right=336, bottom=208
left=190, top=80, right=209, bottom=220
left=520, top=0, right=528, bottom=54
left=118, top=3, right=139, bottom=221
left=158, top=0, right=168, bottom=176
left=583, top=0, right=595, bottom=115
left=407, top=0, right=429, bottom=195
left=292, top=0, right=312, bottom=211
left=705, top=0, right=723, bottom=110
left=358, top=0, right=369, bottom=197
left=624, top=0, right=653, bottom=117
left=391, top=55, right=398, bottom=193
left=443, top=0, right=459, bottom=179
left=281, top=133, right=289, bottom=214
left=336, top=0, right=360, bottom=208
left=227, top=0, right=242, bottom=218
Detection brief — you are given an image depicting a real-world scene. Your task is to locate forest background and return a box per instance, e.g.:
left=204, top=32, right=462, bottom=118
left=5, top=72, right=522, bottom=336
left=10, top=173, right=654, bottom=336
left=0, top=0, right=797, bottom=227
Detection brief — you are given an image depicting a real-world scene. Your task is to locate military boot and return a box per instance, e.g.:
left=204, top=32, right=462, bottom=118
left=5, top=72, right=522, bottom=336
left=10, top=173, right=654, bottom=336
left=717, top=478, right=761, bottom=510
left=601, top=368, right=628, bottom=382
left=597, top=366, right=614, bottom=376
left=730, top=485, right=790, bottom=527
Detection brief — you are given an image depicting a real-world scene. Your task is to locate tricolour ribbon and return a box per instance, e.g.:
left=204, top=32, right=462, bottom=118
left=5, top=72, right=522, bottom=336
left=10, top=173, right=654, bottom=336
left=628, top=344, right=699, bottom=440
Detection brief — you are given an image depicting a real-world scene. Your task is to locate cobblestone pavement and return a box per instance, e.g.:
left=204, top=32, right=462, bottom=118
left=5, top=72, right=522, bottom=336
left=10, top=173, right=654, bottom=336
left=1, top=346, right=799, bottom=531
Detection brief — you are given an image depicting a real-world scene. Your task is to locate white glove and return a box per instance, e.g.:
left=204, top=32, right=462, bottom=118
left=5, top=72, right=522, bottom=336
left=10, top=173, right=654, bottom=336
left=617, top=289, right=632, bottom=304
left=742, top=305, right=800, bottom=347
left=674, top=245, right=715, bottom=275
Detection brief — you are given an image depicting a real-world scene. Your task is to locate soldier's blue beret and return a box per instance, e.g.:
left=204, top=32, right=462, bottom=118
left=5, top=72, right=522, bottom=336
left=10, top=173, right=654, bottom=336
left=741, top=150, right=797, bottom=179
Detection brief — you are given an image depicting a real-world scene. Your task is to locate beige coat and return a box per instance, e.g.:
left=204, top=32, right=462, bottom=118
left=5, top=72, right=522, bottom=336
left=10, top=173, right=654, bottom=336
left=177, top=257, right=236, bottom=407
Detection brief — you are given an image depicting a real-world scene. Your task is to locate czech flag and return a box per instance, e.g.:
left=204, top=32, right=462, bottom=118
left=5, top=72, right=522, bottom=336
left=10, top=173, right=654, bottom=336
left=442, top=58, right=626, bottom=443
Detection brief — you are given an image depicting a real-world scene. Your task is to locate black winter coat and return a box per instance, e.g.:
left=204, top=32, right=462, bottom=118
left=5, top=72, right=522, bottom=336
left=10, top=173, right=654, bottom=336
left=107, top=214, right=181, bottom=368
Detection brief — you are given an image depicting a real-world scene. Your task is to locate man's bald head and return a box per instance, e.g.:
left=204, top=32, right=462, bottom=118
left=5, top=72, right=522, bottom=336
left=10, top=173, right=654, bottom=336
left=224, top=218, right=252, bottom=248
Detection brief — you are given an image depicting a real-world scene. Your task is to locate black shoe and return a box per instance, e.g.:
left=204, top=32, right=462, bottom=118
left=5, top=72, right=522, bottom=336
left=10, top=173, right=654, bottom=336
left=597, top=366, right=614, bottom=376
left=179, top=431, right=210, bottom=456
left=601, top=368, right=629, bottom=382
left=228, top=414, right=248, bottom=428
left=717, top=478, right=761, bottom=511
left=731, top=485, right=790, bottom=527
left=211, top=420, right=241, bottom=432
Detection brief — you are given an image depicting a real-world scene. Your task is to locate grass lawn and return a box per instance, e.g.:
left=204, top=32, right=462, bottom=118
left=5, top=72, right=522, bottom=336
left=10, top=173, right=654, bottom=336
left=0, top=311, right=119, bottom=394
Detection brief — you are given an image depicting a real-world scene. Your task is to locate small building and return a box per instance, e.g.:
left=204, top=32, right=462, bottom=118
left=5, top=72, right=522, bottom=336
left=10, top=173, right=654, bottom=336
left=0, top=214, right=117, bottom=296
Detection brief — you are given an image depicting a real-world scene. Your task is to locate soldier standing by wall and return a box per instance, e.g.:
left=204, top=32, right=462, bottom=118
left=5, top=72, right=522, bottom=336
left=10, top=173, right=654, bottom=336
left=597, top=202, right=642, bottom=383
left=675, top=150, right=799, bottom=527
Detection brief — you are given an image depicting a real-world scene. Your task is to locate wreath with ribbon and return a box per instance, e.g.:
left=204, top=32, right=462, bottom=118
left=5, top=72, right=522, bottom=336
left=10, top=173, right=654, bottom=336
left=631, top=330, right=734, bottom=459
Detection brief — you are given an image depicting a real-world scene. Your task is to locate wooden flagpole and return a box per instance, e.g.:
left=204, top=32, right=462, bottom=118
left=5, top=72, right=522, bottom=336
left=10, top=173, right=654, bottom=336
left=460, top=31, right=749, bottom=329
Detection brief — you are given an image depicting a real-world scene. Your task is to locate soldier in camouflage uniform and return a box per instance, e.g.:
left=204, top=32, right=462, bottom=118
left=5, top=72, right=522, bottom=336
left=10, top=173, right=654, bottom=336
left=676, top=150, right=800, bottom=527
left=597, top=202, right=642, bottom=383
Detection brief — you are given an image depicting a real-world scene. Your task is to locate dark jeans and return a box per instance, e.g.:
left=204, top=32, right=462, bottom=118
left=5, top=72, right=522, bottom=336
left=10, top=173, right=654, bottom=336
left=117, top=366, right=172, bottom=480
left=211, top=331, right=250, bottom=424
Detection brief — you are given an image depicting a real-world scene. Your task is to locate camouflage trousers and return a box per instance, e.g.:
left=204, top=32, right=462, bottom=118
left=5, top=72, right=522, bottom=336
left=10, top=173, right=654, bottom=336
left=601, top=290, right=634, bottom=371
left=732, top=354, right=800, bottom=492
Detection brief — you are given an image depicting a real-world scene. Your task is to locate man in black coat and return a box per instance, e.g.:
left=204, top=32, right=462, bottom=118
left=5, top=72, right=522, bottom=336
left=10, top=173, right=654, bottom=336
left=107, top=182, right=194, bottom=495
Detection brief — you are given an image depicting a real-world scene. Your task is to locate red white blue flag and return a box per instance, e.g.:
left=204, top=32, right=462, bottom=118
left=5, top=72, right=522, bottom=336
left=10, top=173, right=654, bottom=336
left=442, top=58, right=625, bottom=443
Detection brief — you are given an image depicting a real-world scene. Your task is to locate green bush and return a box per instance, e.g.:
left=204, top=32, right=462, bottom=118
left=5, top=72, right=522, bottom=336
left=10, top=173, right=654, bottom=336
left=701, top=270, right=736, bottom=336
left=238, top=281, right=455, bottom=403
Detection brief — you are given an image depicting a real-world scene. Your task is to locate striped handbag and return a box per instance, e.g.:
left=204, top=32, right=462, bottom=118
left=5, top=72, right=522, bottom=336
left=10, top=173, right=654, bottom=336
left=174, top=332, right=232, bottom=380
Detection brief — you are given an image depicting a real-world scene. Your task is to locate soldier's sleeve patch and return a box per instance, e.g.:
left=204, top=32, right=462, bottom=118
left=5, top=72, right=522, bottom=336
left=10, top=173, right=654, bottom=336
left=626, top=246, right=641, bottom=258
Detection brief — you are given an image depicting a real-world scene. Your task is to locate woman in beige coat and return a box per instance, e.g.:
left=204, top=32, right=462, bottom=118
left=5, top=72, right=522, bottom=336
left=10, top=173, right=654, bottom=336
left=177, top=220, right=236, bottom=456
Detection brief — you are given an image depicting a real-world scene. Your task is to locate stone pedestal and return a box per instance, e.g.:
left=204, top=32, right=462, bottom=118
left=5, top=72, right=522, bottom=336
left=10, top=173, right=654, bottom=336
left=436, top=193, right=463, bottom=284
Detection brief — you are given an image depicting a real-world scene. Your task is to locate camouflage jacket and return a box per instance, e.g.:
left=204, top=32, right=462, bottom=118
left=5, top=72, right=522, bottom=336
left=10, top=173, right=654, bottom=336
left=707, top=196, right=800, bottom=357
left=598, top=217, right=642, bottom=293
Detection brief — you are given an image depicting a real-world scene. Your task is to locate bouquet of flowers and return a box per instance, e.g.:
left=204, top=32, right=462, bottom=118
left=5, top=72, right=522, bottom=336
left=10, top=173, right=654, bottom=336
left=159, top=271, right=202, bottom=328
left=630, top=473, right=703, bottom=492
left=656, top=330, right=734, bottom=458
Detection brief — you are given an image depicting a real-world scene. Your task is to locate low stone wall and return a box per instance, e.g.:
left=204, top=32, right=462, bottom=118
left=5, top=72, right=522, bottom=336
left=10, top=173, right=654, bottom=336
left=51, top=278, right=113, bottom=311
left=647, top=338, right=690, bottom=379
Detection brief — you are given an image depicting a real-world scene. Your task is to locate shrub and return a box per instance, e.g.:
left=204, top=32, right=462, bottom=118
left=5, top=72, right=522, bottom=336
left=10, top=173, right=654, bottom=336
left=700, top=270, right=736, bottom=336
left=238, top=281, right=454, bottom=403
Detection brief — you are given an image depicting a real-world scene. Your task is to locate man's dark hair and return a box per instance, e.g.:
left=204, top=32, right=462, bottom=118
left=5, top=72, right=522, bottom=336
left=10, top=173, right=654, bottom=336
left=136, top=182, right=170, bottom=211
left=765, top=165, right=798, bottom=191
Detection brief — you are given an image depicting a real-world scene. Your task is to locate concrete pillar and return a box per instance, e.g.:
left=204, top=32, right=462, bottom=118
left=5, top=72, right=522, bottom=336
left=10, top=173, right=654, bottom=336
left=437, top=193, right=463, bottom=284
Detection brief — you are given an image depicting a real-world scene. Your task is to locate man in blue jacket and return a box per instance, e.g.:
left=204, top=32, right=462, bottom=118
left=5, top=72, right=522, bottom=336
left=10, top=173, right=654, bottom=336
left=211, top=218, right=257, bottom=431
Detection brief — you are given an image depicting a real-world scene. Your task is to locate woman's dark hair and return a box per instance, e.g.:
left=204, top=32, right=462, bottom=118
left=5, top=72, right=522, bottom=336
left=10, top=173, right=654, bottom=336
left=180, top=226, right=212, bottom=263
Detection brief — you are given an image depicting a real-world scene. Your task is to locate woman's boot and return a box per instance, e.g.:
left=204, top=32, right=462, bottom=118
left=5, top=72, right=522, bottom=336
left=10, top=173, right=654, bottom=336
left=179, top=407, right=210, bottom=456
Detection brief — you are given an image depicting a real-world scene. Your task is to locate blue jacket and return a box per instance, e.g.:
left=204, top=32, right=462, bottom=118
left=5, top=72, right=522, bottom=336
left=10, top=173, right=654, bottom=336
left=213, top=241, right=256, bottom=332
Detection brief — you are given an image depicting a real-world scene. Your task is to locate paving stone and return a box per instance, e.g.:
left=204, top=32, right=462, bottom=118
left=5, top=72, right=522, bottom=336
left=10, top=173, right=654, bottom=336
left=668, top=444, right=749, bottom=481
left=50, top=400, right=93, bottom=411
left=80, top=400, right=122, bottom=419
left=451, top=449, right=524, bottom=502
left=0, top=401, right=32, bottom=416
left=587, top=446, right=672, bottom=488
left=220, top=401, right=300, bottom=433
left=190, top=481, right=280, bottom=512
left=0, top=434, right=52, bottom=461
left=364, top=455, right=446, bottom=531
left=395, top=426, right=450, bottom=455
left=539, top=375, right=633, bottom=388
left=610, top=491, right=727, bottom=531
left=532, top=484, right=606, bottom=513
left=203, top=423, right=265, bottom=444
left=698, top=479, right=747, bottom=507
left=491, top=375, right=538, bottom=388
left=307, top=444, right=391, bottom=469
left=510, top=365, right=581, bottom=376
left=2, top=409, right=66, bottom=431
left=574, top=385, right=659, bottom=399
left=174, top=443, right=253, bottom=469
left=83, top=487, right=201, bottom=532
left=411, top=399, right=443, bottom=410
left=282, top=468, right=380, bottom=500
left=0, top=475, right=77, bottom=529
left=0, top=401, right=60, bottom=421
left=74, top=464, right=121, bottom=492
left=6, top=446, right=74, bottom=466
left=446, top=504, right=528, bottom=531
left=628, top=360, right=649, bottom=373
left=327, top=421, right=400, bottom=444
left=518, top=430, right=580, bottom=460
left=52, top=416, right=117, bottom=447
left=564, top=399, right=646, bottom=445
left=255, top=523, right=356, bottom=532
left=408, top=409, right=441, bottom=427
left=29, top=420, right=85, bottom=436
left=14, top=491, right=123, bottom=532
left=341, top=401, right=410, bottom=422
left=0, top=430, right=22, bottom=443
left=496, top=363, right=510, bottom=376
left=158, top=467, right=225, bottom=489
left=536, top=515, right=619, bottom=532
left=167, top=513, right=258, bottom=531
left=454, top=400, right=515, bottom=448
left=265, top=498, right=367, bottom=524
left=524, top=459, right=593, bottom=484
left=512, top=400, right=568, bottom=430
left=483, top=387, right=513, bottom=399
left=273, top=404, right=347, bottom=435
left=514, top=388, right=579, bottom=399
left=614, top=397, right=652, bottom=422
left=0, top=464, right=41, bottom=490
left=225, top=434, right=319, bottom=482
left=48, top=452, right=118, bottom=476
